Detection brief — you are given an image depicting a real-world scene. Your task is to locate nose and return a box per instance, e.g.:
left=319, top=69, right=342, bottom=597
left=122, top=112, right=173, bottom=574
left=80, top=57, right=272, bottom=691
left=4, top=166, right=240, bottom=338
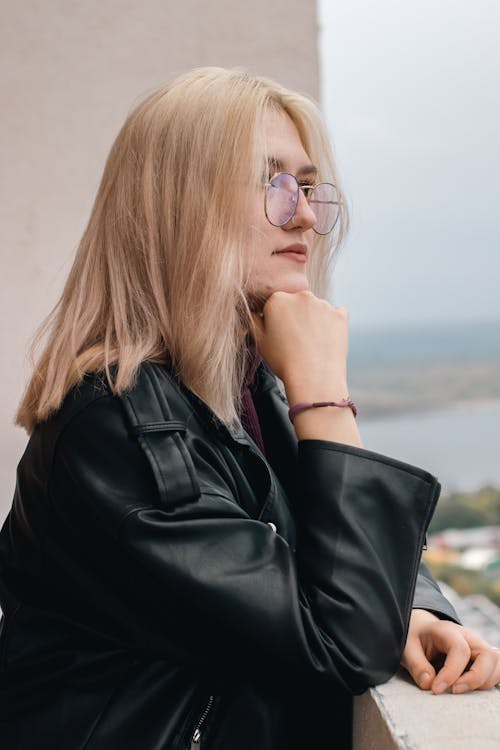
left=284, top=188, right=316, bottom=232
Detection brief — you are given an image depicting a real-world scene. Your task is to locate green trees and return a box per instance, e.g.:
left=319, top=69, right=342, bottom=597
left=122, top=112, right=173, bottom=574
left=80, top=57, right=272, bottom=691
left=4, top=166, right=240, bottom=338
left=430, top=486, right=500, bottom=532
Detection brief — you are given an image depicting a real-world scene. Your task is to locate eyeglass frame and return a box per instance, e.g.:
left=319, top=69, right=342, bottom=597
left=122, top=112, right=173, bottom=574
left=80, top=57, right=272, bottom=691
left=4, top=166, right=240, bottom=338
left=264, top=172, right=340, bottom=235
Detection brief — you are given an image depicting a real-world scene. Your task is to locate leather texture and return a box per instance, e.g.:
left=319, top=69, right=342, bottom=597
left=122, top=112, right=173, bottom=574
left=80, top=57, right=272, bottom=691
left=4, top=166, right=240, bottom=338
left=0, top=362, right=458, bottom=749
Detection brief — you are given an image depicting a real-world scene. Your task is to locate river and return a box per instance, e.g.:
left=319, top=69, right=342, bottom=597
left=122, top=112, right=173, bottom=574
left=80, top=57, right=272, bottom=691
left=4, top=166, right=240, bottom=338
left=359, top=402, right=500, bottom=492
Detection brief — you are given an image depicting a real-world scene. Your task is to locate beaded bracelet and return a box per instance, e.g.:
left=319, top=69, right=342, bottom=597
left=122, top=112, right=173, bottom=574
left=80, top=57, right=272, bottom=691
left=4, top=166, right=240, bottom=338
left=288, top=398, right=358, bottom=424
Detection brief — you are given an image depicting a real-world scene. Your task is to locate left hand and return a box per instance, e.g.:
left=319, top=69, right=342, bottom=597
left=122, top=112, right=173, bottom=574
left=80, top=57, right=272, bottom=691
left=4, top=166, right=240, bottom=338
left=401, top=609, right=500, bottom=694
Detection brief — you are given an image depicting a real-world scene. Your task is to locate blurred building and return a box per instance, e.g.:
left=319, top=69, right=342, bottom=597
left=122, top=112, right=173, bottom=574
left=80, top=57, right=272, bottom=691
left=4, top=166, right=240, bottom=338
left=429, top=526, right=500, bottom=552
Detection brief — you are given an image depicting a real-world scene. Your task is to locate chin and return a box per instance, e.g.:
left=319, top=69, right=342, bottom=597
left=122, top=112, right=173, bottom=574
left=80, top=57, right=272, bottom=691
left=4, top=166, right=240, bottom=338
left=276, top=275, right=310, bottom=294
left=245, top=276, right=310, bottom=312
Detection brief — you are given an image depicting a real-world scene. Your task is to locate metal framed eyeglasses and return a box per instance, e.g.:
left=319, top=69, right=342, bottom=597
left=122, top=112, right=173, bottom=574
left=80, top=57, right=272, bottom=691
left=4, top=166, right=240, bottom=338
left=264, top=172, right=340, bottom=235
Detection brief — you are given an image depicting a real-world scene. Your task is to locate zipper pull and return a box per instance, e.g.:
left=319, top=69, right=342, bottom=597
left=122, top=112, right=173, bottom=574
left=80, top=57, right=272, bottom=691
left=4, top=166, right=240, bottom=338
left=191, top=695, right=214, bottom=748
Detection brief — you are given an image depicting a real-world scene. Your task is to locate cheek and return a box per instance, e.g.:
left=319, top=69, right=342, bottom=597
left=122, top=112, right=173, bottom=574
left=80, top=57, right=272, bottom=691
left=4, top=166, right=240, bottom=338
left=243, top=229, right=269, bottom=286
left=246, top=222, right=275, bottom=262
left=245, top=252, right=272, bottom=291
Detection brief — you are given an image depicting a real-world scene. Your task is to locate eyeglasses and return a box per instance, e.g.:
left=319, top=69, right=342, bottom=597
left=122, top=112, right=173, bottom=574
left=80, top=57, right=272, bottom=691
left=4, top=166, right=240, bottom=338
left=264, top=172, right=340, bottom=235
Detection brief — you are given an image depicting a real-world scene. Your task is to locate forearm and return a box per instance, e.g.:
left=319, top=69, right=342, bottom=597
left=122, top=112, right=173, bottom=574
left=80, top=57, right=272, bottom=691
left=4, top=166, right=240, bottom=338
left=291, top=405, right=362, bottom=446
left=296, top=440, right=440, bottom=690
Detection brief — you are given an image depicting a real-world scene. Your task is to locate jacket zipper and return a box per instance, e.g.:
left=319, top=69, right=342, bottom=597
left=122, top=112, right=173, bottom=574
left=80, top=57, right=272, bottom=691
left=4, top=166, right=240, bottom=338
left=190, top=695, right=215, bottom=748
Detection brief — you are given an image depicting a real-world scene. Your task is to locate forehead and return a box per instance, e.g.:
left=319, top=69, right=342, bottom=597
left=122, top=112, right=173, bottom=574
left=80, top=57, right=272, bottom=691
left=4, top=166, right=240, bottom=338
left=264, top=109, right=314, bottom=174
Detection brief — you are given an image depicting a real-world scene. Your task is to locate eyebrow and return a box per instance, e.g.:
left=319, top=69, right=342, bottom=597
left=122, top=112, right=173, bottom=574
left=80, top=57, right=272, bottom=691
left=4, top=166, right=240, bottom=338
left=267, top=157, right=318, bottom=177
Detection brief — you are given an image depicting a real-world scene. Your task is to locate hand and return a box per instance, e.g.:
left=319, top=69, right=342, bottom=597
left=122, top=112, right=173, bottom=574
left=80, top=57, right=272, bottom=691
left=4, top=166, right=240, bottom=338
left=252, top=291, right=361, bottom=446
left=252, top=290, right=349, bottom=403
left=401, top=609, right=500, bottom=694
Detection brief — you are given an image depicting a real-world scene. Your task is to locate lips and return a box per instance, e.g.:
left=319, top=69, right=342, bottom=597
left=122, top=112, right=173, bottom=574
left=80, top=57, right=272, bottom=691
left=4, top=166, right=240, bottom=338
left=273, top=243, right=308, bottom=262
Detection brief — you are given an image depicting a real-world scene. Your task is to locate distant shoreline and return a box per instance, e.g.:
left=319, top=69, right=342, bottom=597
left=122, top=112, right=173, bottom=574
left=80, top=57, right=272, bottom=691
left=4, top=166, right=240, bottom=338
left=358, top=397, right=500, bottom=422
left=351, top=358, right=500, bottom=421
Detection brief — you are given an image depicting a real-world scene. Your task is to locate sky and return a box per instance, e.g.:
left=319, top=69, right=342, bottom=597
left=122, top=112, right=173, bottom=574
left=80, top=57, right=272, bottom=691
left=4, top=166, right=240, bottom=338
left=318, top=0, right=500, bottom=329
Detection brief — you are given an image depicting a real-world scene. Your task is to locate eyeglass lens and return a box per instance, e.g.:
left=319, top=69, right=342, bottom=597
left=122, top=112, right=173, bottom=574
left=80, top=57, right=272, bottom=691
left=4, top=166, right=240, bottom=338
left=265, top=173, right=339, bottom=235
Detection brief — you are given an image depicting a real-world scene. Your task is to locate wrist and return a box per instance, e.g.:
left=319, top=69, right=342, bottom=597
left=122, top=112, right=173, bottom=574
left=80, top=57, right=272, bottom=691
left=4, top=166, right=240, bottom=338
left=412, top=608, right=440, bottom=620
left=293, top=405, right=361, bottom=446
left=410, top=608, right=441, bottom=633
left=284, top=379, right=349, bottom=408
left=289, top=399, right=357, bottom=424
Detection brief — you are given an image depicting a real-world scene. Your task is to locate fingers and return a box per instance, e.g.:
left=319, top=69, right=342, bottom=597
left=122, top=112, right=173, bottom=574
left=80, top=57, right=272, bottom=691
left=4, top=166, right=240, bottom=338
left=248, top=291, right=350, bottom=391
left=452, top=646, right=500, bottom=694
left=431, top=633, right=472, bottom=694
left=401, top=636, right=436, bottom=690
left=416, top=621, right=500, bottom=695
left=403, top=617, right=500, bottom=695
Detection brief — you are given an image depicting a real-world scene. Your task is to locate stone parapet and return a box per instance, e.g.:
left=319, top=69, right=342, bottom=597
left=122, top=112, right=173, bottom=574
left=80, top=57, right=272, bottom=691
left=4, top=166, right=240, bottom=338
left=353, top=586, right=500, bottom=749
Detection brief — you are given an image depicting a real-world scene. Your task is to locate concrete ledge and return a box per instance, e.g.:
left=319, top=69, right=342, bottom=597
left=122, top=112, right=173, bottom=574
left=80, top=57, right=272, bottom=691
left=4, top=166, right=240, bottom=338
left=353, top=669, right=500, bottom=750
left=353, top=586, right=500, bottom=748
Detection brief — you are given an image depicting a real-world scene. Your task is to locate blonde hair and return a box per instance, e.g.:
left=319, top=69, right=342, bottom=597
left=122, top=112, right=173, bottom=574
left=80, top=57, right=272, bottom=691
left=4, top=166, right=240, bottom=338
left=17, top=67, right=348, bottom=432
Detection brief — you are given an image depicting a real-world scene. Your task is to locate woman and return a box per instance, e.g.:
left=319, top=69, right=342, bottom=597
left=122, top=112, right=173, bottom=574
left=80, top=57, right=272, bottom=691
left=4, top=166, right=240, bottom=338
left=0, top=67, right=498, bottom=749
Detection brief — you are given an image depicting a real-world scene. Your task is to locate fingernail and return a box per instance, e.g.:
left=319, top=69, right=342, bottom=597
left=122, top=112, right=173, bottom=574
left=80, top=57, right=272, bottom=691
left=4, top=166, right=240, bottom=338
left=434, top=681, right=448, bottom=694
left=452, top=683, right=469, bottom=694
left=419, top=672, right=431, bottom=687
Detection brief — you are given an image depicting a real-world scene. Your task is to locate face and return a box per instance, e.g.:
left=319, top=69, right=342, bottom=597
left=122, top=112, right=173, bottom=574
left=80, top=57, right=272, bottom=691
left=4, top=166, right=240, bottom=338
left=244, top=109, right=318, bottom=309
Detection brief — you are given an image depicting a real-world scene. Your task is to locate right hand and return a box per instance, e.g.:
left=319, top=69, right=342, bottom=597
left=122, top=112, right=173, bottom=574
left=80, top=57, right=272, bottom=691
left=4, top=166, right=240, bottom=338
left=252, top=291, right=361, bottom=445
left=252, top=290, right=350, bottom=405
left=402, top=610, right=500, bottom=695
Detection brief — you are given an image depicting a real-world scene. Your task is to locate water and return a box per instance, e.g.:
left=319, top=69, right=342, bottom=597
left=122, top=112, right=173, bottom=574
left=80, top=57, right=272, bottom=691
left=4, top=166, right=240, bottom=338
left=359, top=402, right=500, bottom=492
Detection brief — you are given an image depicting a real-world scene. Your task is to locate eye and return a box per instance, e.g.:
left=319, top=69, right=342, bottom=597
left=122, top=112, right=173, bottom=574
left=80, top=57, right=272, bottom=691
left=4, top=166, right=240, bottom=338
left=299, top=182, right=315, bottom=198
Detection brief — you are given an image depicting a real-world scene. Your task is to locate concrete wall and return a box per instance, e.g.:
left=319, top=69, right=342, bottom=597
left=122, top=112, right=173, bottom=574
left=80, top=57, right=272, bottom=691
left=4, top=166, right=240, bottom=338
left=354, top=671, right=500, bottom=750
left=354, top=587, right=500, bottom=749
left=0, top=0, right=319, bottom=520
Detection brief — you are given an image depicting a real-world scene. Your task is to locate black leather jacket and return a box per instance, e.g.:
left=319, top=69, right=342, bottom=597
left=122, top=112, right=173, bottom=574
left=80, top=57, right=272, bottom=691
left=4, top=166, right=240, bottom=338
left=0, top=362, right=457, bottom=749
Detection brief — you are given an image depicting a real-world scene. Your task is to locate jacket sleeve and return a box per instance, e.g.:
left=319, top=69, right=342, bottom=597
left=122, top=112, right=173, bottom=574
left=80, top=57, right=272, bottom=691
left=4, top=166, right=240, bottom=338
left=50, top=394, right=441, bottom=695
left=413, top=560, right=460, bottom=621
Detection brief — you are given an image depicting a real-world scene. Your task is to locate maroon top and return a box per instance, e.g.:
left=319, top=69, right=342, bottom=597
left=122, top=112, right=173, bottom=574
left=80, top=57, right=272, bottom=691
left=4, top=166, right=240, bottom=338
left=239, top=350, right=266, bottom=456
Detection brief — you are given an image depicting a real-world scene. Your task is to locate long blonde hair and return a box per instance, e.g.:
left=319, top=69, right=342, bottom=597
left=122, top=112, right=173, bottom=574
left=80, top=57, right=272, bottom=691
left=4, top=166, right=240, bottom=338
left=17, top=67, right=348, bottom=432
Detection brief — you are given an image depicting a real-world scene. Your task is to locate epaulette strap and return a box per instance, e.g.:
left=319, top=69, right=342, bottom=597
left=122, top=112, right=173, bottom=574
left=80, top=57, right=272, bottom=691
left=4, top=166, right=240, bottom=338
left=121, top=364, right=200, bottom=506
left=131, top=421, right=187, bottom=436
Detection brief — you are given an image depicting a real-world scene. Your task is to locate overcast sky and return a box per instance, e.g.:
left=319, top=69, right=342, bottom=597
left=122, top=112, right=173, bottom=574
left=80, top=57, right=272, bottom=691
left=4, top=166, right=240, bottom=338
left=318, top=0, right=500, bottom=329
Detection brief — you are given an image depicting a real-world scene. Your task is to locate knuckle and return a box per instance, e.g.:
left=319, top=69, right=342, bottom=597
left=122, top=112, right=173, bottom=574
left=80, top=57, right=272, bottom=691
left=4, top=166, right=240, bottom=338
left=293, top=290, right=313, bottom=306
left=265, top=291, right=287, bottom=310
left=272, top=290, right=287, bottom=302
left=466, top=670, right=483, bottom=687
left=334, top=305, right=349, bottom=318
left=457, top=642, right=473, bottom=659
